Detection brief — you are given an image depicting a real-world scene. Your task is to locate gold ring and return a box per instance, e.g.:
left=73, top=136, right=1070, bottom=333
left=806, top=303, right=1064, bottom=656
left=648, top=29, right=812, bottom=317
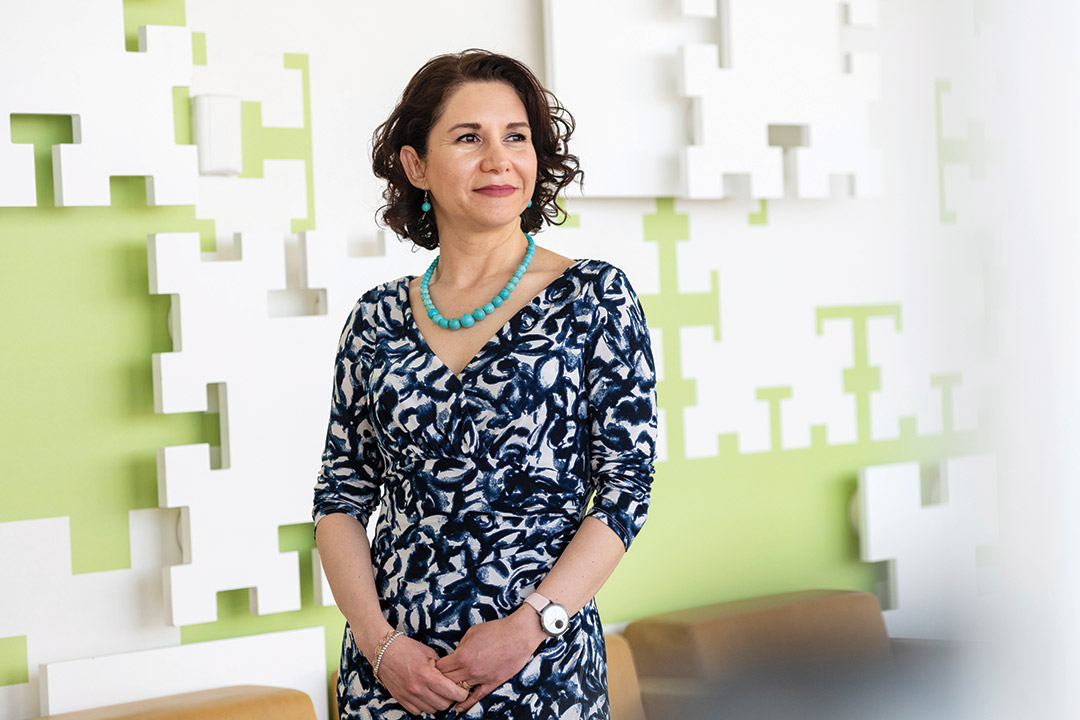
left=460, top=680, right=471, bottom=691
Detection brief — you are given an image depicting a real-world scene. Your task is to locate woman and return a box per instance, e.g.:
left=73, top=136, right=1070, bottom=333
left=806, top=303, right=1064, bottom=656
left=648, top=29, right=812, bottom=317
left=313, top=49, right=657, bottom=719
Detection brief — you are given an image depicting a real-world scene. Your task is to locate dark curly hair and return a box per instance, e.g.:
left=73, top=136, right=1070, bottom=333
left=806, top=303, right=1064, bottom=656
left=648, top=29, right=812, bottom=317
left=371, top=49, right=582, bottom=250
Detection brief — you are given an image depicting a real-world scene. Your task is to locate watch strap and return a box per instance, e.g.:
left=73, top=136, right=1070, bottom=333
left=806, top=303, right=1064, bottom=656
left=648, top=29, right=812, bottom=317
left=524, top=592, right=549, bottom=614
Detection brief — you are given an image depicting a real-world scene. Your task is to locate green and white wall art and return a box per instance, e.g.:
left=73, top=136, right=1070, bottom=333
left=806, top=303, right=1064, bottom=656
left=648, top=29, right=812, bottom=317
left=4, top=0, right=1044, bottom=718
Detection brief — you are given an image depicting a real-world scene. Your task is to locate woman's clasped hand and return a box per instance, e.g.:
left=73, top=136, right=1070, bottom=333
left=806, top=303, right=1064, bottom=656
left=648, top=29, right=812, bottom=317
left=375, top=606, right=547, bottom=714
left=371, top=633, right=468, bottom=715
left=435, top=606, right=550, bottom=712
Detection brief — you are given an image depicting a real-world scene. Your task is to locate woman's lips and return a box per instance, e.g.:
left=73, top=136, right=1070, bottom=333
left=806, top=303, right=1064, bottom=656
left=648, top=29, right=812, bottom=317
left=474, top=185, right=516, bottom=197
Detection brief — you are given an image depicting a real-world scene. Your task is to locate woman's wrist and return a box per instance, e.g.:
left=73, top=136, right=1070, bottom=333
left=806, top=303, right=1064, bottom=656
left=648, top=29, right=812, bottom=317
left=510, top=604, right=551, bottom=650
left=352, top=616, right=396, bottom=661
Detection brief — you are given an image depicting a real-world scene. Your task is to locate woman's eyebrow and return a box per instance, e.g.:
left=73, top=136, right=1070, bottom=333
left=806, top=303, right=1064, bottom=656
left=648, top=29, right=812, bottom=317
left=446, top=121, right=531, bottom=132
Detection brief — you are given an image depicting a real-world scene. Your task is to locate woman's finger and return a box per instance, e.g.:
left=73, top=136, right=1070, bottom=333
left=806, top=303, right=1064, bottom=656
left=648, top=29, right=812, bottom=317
left=436, top=667, right=470, bottom=692
left=434, top=651, right=461, bottom=673
left=427, top=668, right=470, bottom=705
left=377, top=636, right=455, bottom=714
left=405, top=690, right=439, bottom=716
left=456, top=682, right=493, bottom=713
left=437, top=666, right=461, bottom=683
left=412, top=685, right=464, bottom=713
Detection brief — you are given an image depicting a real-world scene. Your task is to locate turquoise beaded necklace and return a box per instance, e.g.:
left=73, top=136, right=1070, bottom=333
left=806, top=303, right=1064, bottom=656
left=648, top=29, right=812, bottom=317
left=420, top=234, right=536, bottom=330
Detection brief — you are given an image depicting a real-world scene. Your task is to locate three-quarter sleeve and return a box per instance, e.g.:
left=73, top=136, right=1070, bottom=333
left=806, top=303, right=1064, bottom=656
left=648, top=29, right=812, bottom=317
left=584, top=266, right=658, bottom=550
left=312, top=298, right=385, bottom=531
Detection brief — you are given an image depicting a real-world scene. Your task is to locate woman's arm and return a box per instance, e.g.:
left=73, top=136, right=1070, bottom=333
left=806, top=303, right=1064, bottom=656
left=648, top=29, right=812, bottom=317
left=315, top=514, right=468, bottom=715
left=315, top=514, right=393, bottom=659
left=530, top=515, right=629, bottom=617
left=314, top=299, right=466, bottom=714
left=313, top=297, right=392, bottom=659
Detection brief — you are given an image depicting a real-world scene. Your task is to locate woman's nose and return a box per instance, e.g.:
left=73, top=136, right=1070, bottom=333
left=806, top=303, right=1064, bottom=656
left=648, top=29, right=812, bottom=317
left=482, top=143, right=511, bottom=172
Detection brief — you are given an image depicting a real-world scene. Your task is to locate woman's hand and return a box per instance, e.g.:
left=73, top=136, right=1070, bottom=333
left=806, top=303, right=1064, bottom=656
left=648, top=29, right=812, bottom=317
left=375, top=634, right=469, bottom=716
left=434, top=606, right=549, bottom=713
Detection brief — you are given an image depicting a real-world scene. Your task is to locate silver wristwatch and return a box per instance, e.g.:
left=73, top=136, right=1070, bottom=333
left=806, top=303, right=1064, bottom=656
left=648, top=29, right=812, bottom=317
left=524, top=592, right=570, bottom=637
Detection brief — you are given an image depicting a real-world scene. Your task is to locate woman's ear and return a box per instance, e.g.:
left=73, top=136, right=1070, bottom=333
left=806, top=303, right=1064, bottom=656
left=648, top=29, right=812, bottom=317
left=399, top=146, right=427, bottom=189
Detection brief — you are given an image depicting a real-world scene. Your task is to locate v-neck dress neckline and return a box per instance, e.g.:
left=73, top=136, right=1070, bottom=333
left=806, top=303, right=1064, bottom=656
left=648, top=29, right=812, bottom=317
left=402, top=259, right=586, bottom=383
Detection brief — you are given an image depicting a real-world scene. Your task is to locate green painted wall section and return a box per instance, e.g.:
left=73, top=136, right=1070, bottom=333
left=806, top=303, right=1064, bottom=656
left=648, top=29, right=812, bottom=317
left=0, top=116, right=219, bottom=581
left=749, top=198, right=768, bottom=225
left=191, top=32, right=207, bottom=66
left=1, top=2, right=330, bottom=690
left=123, top=0, right=186, bottom=52
left=0, top=636, right=29, bottom=686
left=172, top=87, right=193, bottom=145
left=639, top=198, right=722, bottom=466
left=935, top=77, right=999, bottom=224
left=240, top=53, right=316, bottom=234
left=936, top=79, right=962, bottom=224
left=555, top=198, right=580, bottom=228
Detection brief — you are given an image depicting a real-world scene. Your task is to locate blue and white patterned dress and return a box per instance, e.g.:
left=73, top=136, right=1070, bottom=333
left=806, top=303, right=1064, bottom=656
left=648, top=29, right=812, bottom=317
left=313, top=259, right=657, bottom=719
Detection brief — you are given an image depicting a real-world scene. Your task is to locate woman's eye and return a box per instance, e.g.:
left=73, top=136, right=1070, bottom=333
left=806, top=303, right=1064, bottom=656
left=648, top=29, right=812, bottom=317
left=507, top=133, right=528, bottom=142
left=457, top=133, right=480, bottom=143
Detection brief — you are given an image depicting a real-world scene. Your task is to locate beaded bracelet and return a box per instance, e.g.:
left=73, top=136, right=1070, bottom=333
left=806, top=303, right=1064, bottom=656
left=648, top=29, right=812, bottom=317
left=373, top=631, right=404, bottom=680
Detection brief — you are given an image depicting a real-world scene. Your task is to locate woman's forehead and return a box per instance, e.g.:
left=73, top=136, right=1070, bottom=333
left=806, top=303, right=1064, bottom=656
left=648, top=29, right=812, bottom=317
left=436, top=81, right=528, bottom=126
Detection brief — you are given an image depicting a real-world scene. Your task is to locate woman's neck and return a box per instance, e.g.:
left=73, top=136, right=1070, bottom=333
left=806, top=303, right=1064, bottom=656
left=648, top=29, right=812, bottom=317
left=430, top=225, right=530, bottom=289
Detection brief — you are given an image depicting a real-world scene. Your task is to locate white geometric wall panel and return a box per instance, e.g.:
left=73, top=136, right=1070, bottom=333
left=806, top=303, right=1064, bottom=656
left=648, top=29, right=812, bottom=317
left=192, top=94, right=243, bottom=176
left=866, top=250, right=993, bottom=441
left=924, top=0, right=1003, bottom=229
left=0, top=511, right=181, bottom=720
left=676, top=198, right=860, bottom=453
left=39, top=627, right=327, bottom=720
left=189, top=43, right=309, bottom=245
left=667, top=198, right=987, bottom=456
left=149, top=230, right=415, bottom=626
left=543, top=0, right=715, bottom=197
left=195, top=160, right=310, bottom=248
left=680, top=0, right=883, bottom=199
left=312, top=549, right=337, bottom=608
left=0, top=1, right=198, bottom=206
left=181, top=0, right=545, bottom=238
left=857, top=455, right=998, bottom=640
left=541, top=199, right=663, bottom=296
left=192, top=46, right=306, bottom=128
left=544, top=0, right=882, bottom=199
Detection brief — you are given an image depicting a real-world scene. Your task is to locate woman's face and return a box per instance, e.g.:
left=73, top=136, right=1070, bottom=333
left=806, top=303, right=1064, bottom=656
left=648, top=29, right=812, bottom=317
left=403, top=81, right=537, bottom=238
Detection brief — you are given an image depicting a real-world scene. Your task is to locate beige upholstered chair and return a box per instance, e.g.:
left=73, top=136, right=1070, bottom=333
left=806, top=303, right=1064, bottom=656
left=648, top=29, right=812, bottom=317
left=604, top=633, right=646, bottom=720
left=623, top=590, right=894, bottom=719
left=28, top=686, right=317, bottom=720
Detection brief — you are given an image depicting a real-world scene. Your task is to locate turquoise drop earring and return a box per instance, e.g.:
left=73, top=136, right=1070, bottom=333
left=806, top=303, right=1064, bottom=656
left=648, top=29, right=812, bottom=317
left=421, top=190, right=431, bottom=213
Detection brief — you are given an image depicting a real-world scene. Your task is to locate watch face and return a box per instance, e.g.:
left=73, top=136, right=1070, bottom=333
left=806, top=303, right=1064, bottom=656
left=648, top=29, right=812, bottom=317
left=540, top=603, right=570, bottom=637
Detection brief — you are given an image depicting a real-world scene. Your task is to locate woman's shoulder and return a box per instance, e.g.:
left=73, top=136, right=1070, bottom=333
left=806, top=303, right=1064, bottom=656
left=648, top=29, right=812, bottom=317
left=567, top=258, right=641, bottom=300
left=339, top=274, right=413, bottom=337
left=356, top=274, right=411, bottom=308
left=342, top=274, right=411, bottom=321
